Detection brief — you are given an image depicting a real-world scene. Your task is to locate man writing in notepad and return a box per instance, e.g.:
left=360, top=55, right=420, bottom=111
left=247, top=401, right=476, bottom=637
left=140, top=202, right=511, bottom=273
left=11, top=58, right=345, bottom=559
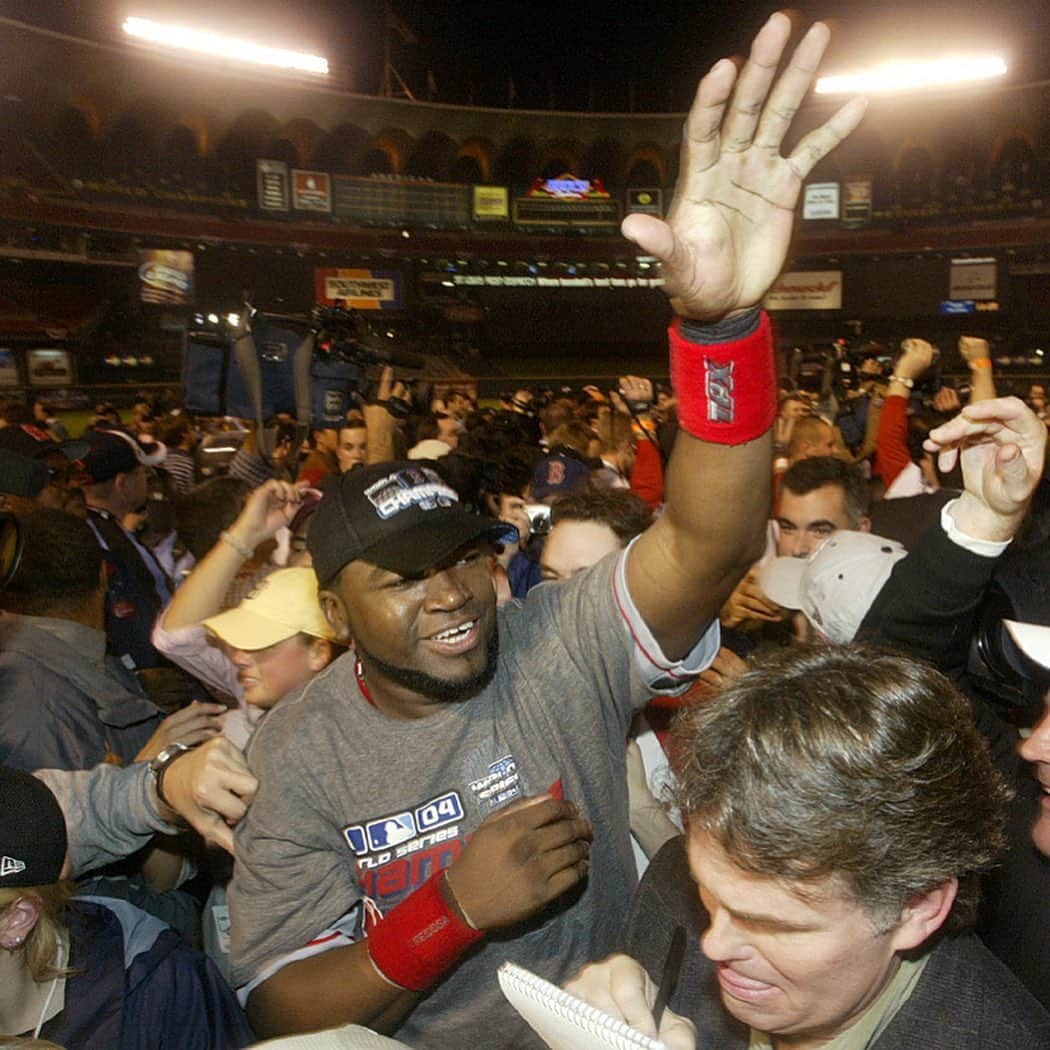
left=568, top=645, right=1050, bottom=1047
left=229, top=12, right=867, bottom=1046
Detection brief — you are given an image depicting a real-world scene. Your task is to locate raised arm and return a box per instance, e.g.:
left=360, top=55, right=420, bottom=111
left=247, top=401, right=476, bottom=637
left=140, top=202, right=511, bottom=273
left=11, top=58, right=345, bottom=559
left=160, top=479, right=307, bottom=631
left=959, top=335, right=997, bottom=404
left=859, top=396, right=1046, bottom=747
left=624, top=13, right=866, bottom=658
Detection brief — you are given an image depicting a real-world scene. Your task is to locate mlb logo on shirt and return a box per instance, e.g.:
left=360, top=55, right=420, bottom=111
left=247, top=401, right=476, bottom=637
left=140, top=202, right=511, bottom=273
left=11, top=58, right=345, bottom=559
left=366, top=812, right=416, bottom=851
left=342, top=826, right=368, bottom=855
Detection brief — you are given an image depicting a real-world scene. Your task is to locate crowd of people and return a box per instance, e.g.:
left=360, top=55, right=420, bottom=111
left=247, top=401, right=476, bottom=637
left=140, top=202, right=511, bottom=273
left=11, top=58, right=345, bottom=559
left=2, top=13, right=1050, bottom=1050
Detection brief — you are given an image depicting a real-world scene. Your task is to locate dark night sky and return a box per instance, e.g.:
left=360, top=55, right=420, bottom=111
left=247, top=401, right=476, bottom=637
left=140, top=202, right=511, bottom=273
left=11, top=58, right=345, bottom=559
left=5, top=0, right=1049, bottom=111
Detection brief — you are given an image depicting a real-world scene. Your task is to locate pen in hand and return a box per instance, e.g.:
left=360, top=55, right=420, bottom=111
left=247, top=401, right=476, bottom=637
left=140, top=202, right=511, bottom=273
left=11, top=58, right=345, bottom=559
left=651, top=924, right=687, bottom=1031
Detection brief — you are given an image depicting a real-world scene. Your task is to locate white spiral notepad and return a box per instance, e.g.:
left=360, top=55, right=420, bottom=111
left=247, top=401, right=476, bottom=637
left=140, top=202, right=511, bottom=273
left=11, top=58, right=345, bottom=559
left=498, top=961, right=667, bottom=1050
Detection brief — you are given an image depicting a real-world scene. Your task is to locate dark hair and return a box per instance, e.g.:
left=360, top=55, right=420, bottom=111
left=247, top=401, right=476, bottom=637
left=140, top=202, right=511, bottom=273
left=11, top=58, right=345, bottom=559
left=550, top=486, right=654, bottom=544
left=458, top=413, right=533, bottom=460
left=159, top=415, right=193, bottom=447
left=482, top=445, right=543, bottom=501
left=175, top=476, right=252, bottom=561
left=781, top=456, right=869, bottom=525
left=671, top=645, right=1010, bottom=933
left=414, top=414, right=447, bottom=444
left=786, top=415, right=833, bottom=459
left=0, top=509, right=102, bottom=615
left=0, top=400, right=32, bottom=426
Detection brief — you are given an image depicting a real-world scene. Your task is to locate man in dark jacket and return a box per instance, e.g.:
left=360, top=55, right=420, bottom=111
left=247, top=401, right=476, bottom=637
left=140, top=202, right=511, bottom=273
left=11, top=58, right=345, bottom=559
left=857, top=395, right=1050, bottom=1011
left=566, top=643, right=1050, bottom=1048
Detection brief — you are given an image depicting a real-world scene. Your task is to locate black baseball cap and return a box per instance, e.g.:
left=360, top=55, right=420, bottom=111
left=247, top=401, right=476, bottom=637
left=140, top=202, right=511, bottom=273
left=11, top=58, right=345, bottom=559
left=0, top=766, right=68, bottom=888
left=0, top=449, right=47, bottom=499
left=74, top=429, right=144, bottom=484
left=308, top=461, right=517, bottom=584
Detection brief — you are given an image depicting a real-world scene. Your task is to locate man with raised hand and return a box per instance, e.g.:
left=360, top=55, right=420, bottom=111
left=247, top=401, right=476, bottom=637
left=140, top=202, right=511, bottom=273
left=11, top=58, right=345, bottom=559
left=229, top=13, right=865, bottom=1045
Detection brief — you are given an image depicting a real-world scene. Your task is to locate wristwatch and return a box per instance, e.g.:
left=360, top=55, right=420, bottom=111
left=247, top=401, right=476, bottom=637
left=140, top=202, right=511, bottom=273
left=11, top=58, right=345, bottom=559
left=149, top=742, right=193, bottom=807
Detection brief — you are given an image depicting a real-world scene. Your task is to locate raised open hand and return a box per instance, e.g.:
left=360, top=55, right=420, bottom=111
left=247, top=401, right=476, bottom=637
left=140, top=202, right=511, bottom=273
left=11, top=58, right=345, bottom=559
left=622, top=13, right=866, bottom=322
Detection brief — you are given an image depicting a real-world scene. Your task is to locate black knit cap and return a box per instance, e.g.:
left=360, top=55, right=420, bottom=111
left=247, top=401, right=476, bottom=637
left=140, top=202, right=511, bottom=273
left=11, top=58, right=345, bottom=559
left=0, top=449, right=47, bottom=499
left=308, top=460, right=517, bottom=584
left=0, top=766, right=68, bottom=888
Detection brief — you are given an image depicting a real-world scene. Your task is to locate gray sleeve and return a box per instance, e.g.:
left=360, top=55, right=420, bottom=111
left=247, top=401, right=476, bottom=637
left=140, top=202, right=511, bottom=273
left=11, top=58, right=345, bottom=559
left=34, top=762, right=178, bottom=878
left=0, top=660, right=92, bottom=772
left=521, top=549, right=717, bottom=728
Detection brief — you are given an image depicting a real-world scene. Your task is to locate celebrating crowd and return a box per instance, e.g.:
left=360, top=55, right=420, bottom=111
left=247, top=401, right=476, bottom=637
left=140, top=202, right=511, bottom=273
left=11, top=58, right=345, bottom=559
left=3, top=14, right=1050, bottom=1050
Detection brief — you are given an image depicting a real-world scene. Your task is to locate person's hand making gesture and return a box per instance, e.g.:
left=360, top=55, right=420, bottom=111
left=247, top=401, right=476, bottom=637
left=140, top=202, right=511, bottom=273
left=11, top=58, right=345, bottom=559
left=925, top=397, right=1047, bottom=542
left=622, top=13, right=866, bottom=322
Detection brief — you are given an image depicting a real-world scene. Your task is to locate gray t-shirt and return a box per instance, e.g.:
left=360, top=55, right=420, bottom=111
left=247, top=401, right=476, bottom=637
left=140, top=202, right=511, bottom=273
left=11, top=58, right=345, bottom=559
left=229, top=548, right=717, bottom=1047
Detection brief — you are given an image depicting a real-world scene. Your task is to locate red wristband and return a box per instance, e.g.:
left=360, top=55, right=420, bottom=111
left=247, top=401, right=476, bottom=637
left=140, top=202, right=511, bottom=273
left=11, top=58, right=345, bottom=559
left=367, top=871, right=485, bottom=991
left=669, top=311, right=776, bottom=444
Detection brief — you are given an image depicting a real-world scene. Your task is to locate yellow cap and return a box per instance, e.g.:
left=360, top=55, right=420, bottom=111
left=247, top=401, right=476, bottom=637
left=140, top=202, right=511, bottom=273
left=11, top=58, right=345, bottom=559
left=202, top=567, right=334, bottom=650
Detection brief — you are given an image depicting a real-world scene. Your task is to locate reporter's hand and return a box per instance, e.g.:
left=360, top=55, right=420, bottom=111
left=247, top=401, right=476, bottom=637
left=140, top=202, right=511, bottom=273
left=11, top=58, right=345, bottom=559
left=159, top=737, right=258, bottom=853
left=134, top=700, right=226, bottom=762
left=925, top=396, right=1047, bottom=541
left=564, top=953, right=696, bottom=1050
left=720, top=570, right=782, bottom=628
left=444, top=795, right=592, bottom=930
left=621, top=13, right=865, bottom=322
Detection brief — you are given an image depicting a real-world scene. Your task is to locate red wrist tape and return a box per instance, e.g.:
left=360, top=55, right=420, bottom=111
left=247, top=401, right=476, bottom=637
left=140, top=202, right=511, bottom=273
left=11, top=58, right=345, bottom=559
left=367, top=871, right=485, bottom=991
left=669, top=311, right=776, bottom=445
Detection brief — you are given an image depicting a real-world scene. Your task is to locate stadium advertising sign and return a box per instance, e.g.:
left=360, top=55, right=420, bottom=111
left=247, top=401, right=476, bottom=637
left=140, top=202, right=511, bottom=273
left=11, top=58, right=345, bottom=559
left=514, top=172, right=620, bottom=227
left=293, top=170, right=332, bottom=213
left=472, top=186, right=509, bottom=220
left=803, top=182, right=840, bottom=220
left=138, top=249, right=194, bottom=306
left=314, top=268, right=403, bottom=310
left=527, top=175, right=610, bottom=199
left=26, top=349, right=73, bottom=388
left=257, top=159, right=290, bottom=212
left=627, top=188, right=663, bottom=216
left=949, top=257, right=997, bottom=301
left=449, top=274, right=664, bottom=289
left=842, top=176, right=873, bottom=226
left=764, top=271, right=843, bottom=310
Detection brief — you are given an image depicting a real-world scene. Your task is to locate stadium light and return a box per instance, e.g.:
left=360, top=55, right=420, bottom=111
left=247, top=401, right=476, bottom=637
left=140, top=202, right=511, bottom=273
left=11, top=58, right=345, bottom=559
left=122, top=15, right=329, bottom=76
left=815, top=55, right=1006, bottom=95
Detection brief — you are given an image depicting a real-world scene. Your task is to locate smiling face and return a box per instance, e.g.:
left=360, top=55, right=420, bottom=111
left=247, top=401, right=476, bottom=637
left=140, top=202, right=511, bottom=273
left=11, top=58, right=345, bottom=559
left=323, top=541, right=498, bottom=715
left=687, top=829, right=938, bottom=1046
left=1018, top=693, right=1050, bottom=856
left=226, top=634, right=327, bottom=709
